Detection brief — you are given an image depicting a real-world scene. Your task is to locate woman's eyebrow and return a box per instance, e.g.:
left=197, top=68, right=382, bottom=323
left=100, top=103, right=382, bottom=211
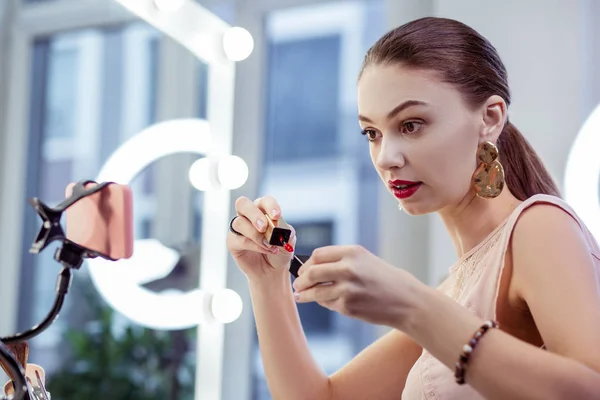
left=358, top=100, right=429, bottom=123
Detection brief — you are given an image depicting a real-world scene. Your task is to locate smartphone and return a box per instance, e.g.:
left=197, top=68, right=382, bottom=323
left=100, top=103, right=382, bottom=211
left=64, top=182, right=134, bottom=260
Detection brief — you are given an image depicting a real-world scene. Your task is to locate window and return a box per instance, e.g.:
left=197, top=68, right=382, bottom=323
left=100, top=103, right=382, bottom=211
left=265, top=35, right=341, bottom=161
left=141, top=218, right=154, bottom=239
left=192, top=60, right=209, bottom=243
left=197, top=61, right=209, bottom=119
left=291, top=221, right=335, bottom=334
left=252, top=2, right=386, bottom=398
left=44, top=48, right=78, bottom=139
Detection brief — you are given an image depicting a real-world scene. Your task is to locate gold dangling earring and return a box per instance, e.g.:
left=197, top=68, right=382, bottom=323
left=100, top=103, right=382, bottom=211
left=471, top=141, right=505, bottom=199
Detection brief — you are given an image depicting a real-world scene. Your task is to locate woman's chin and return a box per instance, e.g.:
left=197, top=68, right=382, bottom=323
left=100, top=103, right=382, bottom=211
left=399, top=203, right=429, bottom=216
left=398, top=198, right=439, bottom=216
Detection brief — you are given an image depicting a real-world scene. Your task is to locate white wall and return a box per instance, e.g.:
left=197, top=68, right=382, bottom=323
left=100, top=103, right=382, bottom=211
left=581, top=0, right=600, bottom=115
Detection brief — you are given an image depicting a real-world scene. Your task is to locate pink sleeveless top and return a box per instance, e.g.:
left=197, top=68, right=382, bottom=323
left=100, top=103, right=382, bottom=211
left=402, top=194, right=600, bottom=400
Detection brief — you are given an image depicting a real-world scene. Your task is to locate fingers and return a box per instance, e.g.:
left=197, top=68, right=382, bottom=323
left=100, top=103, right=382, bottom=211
left=229, top=214, right=279, bottom=254
left=254, top=196, right=281, bottom=222
left=236, top=196, right=271, bottom=233
left=294, top=281, right=340, bottom=304
left=227, top=232, right=278, bottom=256
left=231, top=195, right=291, bottom=255
left=235, top=195, right=283, bottom=233
left=302, top=245, right=362, bottom=267
left=292, top=262, right=341, bottom=292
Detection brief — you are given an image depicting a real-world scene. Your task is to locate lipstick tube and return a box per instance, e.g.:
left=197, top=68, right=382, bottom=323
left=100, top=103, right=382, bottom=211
left=264, top=214, right=292, bottom=246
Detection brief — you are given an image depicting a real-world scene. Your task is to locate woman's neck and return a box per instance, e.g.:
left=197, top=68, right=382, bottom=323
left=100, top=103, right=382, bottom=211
left=438, top=188, right=522, bottom=259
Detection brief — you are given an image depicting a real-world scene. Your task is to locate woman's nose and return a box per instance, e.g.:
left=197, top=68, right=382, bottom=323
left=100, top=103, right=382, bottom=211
left=375, top=138, right=406, bottom=171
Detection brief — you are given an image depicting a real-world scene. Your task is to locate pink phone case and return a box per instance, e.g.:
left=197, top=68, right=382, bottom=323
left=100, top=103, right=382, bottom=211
left=65, top=182, right=134, bottom=260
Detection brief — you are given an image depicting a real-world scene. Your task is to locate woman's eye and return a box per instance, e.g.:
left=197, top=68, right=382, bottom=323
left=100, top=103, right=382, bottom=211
left=401, top=121, right=423, bottom=135
left=361, top=129, right=379, bottom=142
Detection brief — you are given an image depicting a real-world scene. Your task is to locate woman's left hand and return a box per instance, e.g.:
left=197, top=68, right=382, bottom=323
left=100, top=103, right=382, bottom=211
left=292, top=245, right=423, bottom=329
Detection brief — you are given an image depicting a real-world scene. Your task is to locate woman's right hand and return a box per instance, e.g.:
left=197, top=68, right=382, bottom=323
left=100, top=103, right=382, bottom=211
left=226, top=196, right=296, bottom=282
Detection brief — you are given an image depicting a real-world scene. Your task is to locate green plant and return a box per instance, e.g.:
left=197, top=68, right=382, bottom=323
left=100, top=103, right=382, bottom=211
left=46, top=274, right=196, bottom=400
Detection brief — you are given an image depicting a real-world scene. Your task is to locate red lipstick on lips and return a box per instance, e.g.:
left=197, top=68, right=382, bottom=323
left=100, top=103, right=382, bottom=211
left=388, top=180, right=422, bottom=199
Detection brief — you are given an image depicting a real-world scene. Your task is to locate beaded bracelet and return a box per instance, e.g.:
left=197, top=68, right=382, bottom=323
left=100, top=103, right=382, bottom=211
left=454, top=320, right=499, bottom=384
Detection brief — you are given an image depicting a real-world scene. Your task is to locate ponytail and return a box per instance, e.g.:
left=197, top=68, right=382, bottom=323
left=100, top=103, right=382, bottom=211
left=497, top=122, right=561, bottom=201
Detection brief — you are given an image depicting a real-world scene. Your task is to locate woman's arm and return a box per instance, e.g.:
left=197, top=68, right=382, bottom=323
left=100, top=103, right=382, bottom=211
left=250, top=272, right=328, bottom=400
left=400, top=204, right=600, bottom=400
left=329, top=329, right=422, bottom=399
left=250, top=272, right=423, bottom=400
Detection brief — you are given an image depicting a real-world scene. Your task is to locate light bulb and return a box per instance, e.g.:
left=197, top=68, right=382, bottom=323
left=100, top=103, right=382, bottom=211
left=564, top=103, right=600, bottom=242
left=217, top=155, right=249, bottom=189
left=189, top=158, right=213, bottom=191
left=222, top=27, right=254, bottom=62
left=153, top=0, right=187, bottom=12
left=210, top=289, right=243, bottom=323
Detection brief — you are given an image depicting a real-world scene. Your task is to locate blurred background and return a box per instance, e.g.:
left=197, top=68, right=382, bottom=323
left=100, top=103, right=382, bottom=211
left=0, top=0, right=598, bottom=399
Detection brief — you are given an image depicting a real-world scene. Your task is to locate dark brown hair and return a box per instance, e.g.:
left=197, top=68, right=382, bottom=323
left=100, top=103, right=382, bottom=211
left=359, top=17, right=561, bottom=201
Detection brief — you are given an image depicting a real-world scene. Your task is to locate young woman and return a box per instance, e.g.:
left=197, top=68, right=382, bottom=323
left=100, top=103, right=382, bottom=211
left=226, top=17, right=600, bottom=400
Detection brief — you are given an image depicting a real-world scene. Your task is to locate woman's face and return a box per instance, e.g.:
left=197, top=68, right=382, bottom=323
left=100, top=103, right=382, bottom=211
left=357, top=64, right=485, bottom=216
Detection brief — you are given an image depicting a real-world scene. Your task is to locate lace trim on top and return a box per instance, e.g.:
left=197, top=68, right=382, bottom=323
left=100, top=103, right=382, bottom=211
left=447, top=218, right=508, bottom=301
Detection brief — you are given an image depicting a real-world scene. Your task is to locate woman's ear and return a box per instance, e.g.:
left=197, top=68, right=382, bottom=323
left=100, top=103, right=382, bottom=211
left=480, top=95, right=507, bottom=143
